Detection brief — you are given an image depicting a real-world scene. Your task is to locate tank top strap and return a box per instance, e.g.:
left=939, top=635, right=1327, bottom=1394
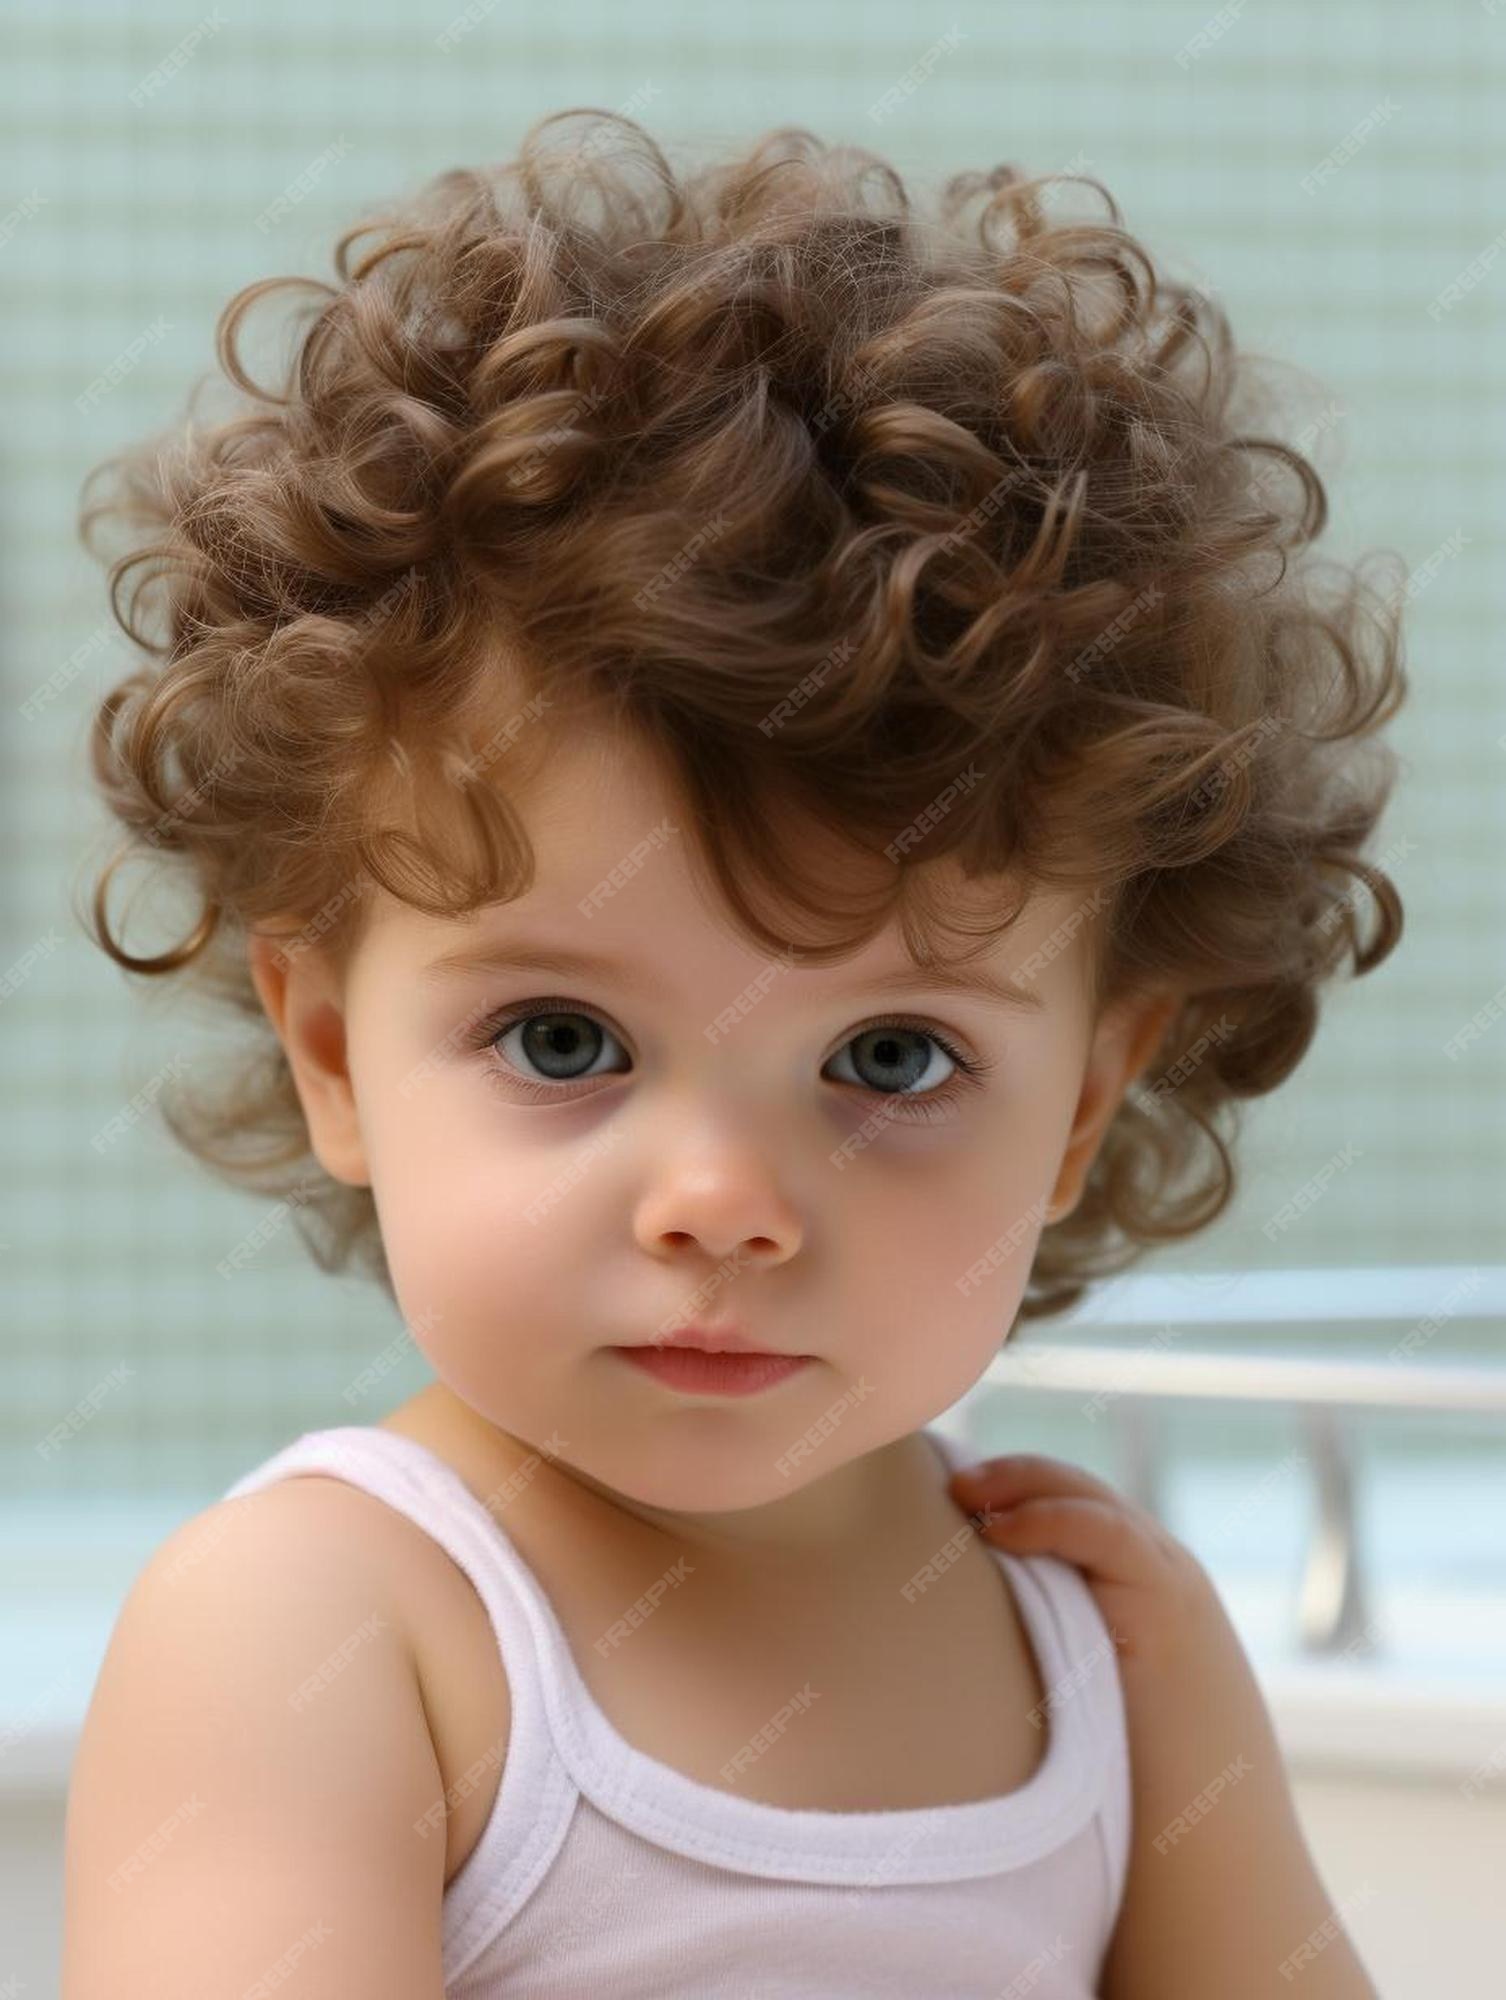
left=924, top=1425, right=1134, bottom=1918
left=220, top=1426, right=582, bottom=1967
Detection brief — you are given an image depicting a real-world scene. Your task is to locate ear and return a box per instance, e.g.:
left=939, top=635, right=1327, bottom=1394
left=1044, top=989, right=1179, bottom=1226
left=247, top=931, right=372, bottom=1189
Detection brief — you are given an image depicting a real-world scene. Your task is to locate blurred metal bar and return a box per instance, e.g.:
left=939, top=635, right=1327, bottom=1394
left=1111, top=1397, right=1163, bottom=1519
left=983, top=1346, right=1506, bottom=1414
left=1296, top=1405, right=1374, bottom=1657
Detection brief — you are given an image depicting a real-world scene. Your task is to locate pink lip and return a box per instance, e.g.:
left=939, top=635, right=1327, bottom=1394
left=649, top=1324, right=793, bottom=1357
left=611, top=1347, right=813, bottom=1397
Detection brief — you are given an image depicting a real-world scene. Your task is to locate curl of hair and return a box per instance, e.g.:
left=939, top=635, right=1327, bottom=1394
left=76, top=108, right=1407, bottom=1326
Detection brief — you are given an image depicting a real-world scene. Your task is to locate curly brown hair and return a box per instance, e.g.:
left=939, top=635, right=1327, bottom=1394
left=75, top=108, right=1406, bottom=1325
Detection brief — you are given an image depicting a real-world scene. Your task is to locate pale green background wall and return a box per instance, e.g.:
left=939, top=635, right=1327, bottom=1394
left=3, top=0, right=1503, bottom=1498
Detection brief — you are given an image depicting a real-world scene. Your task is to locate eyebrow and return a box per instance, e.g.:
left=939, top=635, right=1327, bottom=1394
left=417, top=940, right=1045, bottom=1014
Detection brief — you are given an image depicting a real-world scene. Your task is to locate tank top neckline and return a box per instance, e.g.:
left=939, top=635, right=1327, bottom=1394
left=229, top=1419, right=1110, bottom=1885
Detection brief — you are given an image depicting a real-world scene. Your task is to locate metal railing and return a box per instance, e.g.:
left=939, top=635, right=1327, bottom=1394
left=962, top=1265, right=1506, bottom=1658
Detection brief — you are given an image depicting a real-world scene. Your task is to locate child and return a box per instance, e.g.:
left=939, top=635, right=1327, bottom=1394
left=62, top=109, right=1400, bottom=1996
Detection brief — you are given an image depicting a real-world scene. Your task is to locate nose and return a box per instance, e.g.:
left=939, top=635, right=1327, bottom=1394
left=632, top=1153, right=804, bottom=1271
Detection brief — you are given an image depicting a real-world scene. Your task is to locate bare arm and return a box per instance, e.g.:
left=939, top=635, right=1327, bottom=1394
left=947, top=1455, right=1381, bottom=2000
left=61, top=1482, right=451, bottom=1999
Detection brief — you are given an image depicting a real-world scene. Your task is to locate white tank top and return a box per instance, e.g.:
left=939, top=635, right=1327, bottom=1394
left=223, top=1422, right=1133, bottom=1996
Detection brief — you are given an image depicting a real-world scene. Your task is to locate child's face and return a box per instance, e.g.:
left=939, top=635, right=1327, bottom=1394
left=251, top=715, right=1173, bottom=1532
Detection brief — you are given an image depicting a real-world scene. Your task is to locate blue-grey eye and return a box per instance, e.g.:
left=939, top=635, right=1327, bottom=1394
left=827, top=1025, right=957, bottom=1096
left=498, top=1010, right=625, bottom=1082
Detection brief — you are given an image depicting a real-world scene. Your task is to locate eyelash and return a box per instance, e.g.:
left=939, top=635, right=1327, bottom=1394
left=460, top=997, right=996, bottom=1124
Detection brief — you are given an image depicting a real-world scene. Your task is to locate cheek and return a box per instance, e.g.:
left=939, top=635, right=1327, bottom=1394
left=836, top=1153, right=1046, bottom=1384
left=364, top=1090, right=571, bottom=1337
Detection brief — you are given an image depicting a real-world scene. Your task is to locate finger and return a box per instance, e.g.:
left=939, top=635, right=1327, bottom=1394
left=960, top=1494, right=1171, bottom=1596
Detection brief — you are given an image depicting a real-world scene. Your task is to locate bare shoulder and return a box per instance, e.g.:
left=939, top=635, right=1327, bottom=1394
left=61, top=1478, right=457, bottom=1998
left=1099, top=1572, right=1380, bottom=2000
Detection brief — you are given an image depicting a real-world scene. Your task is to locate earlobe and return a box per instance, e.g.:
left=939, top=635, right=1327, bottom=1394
left=246, top=931, right=372, bottom=1190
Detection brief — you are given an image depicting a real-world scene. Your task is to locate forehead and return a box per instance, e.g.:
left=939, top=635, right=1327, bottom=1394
left=362, top=712, right=1099, bottom=1004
